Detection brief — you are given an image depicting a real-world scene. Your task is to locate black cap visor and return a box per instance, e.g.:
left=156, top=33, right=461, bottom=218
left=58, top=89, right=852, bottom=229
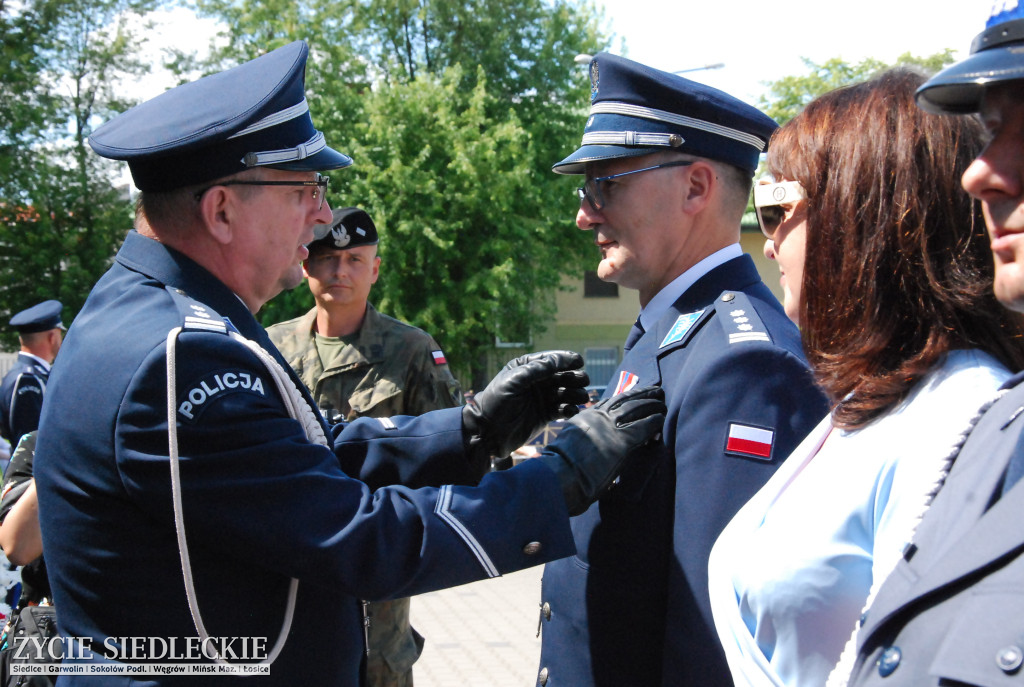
left=917, top=44, right=1024, bottom=114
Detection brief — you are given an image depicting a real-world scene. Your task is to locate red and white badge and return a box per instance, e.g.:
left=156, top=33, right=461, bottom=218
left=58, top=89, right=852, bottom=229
left=725, top=423, right=774, bottom=460
left=613, top=370, right=640, bottom=395
left=432, top=350, right=448, bottom=365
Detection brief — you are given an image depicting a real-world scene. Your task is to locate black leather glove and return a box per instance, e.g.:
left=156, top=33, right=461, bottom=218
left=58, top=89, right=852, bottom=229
left=536, top=385, right=666, bottom=516
left=463, top=351, right=589, bottom=475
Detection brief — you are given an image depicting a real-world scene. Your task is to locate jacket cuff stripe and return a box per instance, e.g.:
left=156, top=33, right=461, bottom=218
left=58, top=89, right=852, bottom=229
left=435, top=485, right=499, bottom=578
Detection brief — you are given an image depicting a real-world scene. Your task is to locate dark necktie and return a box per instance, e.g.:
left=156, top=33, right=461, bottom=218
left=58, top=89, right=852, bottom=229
left=624, top=318, right=645, bottom=352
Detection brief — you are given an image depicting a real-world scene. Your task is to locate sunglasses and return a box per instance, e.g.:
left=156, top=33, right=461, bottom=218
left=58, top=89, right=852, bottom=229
left=753, top=180, right=807, bottom=239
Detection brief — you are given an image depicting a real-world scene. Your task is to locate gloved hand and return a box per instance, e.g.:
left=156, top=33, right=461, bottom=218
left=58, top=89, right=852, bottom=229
left=536, top=385, right=666, bottom=516
left=463, top=351, right=589, bottom=476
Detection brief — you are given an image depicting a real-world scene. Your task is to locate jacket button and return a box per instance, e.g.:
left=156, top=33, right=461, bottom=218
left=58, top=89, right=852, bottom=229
left=877, top=646, right=901, bottom=677
left=542, top=602, right=551, bottom=621
left=523, top=541, right=543, bottom=556
left=997, top=645, right=1023, bottom=673
left=538, top=666, right=549, bottom=685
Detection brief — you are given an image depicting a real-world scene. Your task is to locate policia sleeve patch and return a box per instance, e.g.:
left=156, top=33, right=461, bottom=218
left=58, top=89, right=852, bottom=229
left=177, top=370, right=267, bottom=421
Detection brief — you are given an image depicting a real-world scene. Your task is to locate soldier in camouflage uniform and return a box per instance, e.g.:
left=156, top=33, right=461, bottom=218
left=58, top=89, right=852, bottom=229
left=267, top=207, right=460, bottom=687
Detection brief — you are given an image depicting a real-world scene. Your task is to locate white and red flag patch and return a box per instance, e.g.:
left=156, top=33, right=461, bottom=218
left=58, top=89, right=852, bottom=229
left=613, top=370, right=640, bottom=395
left=725, top=423, right=774, bottom=460
left=431, top=350, right=447, bottom=365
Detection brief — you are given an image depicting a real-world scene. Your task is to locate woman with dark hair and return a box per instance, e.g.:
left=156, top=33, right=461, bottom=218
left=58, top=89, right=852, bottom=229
left=707, top=68, right=1024, bottom=687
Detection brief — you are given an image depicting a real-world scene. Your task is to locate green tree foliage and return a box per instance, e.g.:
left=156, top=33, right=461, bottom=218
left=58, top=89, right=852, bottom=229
left=338, top=67, right=565, bottom=388
left=0, top=0, right=155, bottom=349
left=760, top=50, right=957, bottom=125
left=197, top=0, right=608, bottom=384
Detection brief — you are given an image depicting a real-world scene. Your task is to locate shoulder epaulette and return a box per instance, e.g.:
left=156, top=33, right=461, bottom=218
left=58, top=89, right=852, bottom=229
left=164, top=286, right=229, bottom=335
left=716, top=291, right=772, bottom=345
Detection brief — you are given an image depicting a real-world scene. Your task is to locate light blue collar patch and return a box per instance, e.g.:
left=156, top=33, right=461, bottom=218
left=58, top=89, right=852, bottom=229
left=660, top=309, right=705, bottom=348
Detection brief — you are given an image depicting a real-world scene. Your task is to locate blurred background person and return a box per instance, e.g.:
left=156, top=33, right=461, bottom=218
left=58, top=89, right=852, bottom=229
left=0, top=301, right=63, bottom=450
left=709, top=67, right=1024, bottom=687
left=268, top=206, right=461, bottom=687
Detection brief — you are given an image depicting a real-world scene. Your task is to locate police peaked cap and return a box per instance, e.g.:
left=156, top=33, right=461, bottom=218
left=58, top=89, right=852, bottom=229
left=10, top=300, right=64, bottom=334
left=306, top=207, right=379, bottom=254
left=88, top=41, right=352, bottom=192
left=917, top=3, right=1024, bottom=114
left=553, top=53, right=778, bottom=176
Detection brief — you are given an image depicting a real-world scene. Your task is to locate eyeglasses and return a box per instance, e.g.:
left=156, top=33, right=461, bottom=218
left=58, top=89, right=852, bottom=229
left=195, top=174, right=330, bottom=211
left=753, top=180, right=807, bottom=239
left=577, top=160, right=695, bottom=211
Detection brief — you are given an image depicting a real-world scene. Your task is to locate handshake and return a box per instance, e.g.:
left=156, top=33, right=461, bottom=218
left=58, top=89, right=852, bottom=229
left=463, top=351, right=666, bottom=515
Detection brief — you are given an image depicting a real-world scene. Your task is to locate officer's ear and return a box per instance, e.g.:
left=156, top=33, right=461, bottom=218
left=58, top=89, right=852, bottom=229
left=197, top=186, right=236, bottom=245
left=680, top=161, right=716, bottom=216
left=370, top=255, right=381, bottom=284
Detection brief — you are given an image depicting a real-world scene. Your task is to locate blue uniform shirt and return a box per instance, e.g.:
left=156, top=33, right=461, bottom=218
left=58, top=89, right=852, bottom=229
left=34, top=231, right=575, bottom=686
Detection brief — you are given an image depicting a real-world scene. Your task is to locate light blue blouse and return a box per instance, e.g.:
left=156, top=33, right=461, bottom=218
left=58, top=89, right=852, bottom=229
left=708, top=349, right=1010, bottom=687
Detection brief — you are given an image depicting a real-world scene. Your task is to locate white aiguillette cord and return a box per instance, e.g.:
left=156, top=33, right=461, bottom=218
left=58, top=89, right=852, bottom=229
left=165, top=327, right=328, bottom=668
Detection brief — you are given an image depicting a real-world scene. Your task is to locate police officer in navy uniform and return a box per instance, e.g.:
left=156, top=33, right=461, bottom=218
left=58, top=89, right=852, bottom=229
left=535, top=54, right=829, bottom=687
left=841, top=5, right=1024, bottom=685
left=0, top=300, right=63, bottom=448
left=32, top=41, right=667, bottom=686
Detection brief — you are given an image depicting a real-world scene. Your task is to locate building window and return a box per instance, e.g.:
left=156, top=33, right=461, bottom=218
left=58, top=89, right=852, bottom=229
left=584, top=347, right=619, bottom=389
left=584, top=271, right=618, bottom=298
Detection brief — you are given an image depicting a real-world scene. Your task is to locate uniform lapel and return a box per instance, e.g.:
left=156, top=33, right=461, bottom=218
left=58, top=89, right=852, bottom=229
left=859, top=382, right=1024, bottom=643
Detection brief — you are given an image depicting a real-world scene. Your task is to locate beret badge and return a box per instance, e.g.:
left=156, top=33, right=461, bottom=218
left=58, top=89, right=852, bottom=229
left=331, top=225, right=351, bottom=248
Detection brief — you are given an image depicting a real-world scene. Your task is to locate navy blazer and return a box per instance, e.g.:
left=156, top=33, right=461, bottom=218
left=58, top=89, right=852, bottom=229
left=537, top=255, right=828, bottom=687
left=847, top=373, right=1024, bottom=686
left=34, top=231, right=575, bottom=686
left=0, top=351, right=49, bottom=445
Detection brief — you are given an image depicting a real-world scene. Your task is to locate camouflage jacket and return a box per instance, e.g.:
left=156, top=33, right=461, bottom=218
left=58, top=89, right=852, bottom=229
left=267, top=303, right=462, bottom=421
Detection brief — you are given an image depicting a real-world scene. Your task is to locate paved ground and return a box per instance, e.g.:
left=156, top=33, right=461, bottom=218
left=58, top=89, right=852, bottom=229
left=410, top=565, right=543, bottom=687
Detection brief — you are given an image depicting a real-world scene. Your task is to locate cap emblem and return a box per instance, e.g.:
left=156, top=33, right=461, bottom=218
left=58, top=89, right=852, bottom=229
left=330, top=225, right=351, bottom=248
left=590, top=60, right=600, bottom=102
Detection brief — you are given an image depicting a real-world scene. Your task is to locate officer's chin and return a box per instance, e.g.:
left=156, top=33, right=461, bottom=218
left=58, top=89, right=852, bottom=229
left=278, top=263, right=307, bottom=295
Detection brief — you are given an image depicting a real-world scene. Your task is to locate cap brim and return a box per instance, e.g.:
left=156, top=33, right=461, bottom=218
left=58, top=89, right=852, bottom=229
left=916, top=45, right=1024, bottom=114
left=552, top=145, right=664, bottom=175
left=270, top=145, right=353, bottom=173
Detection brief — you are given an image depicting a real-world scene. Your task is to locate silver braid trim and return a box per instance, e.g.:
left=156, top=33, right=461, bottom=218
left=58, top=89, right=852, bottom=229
left=590, top=101, right=767, bottom=151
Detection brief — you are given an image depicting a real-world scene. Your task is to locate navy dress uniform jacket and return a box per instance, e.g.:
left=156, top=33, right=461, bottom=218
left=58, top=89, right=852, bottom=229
left=538, top=255, right=829, bottom=687
left=33, top=231, right=576, bottom=686
left=0, top=352, right=49, bottom=445
left=846, top=372, right=1024, bottom=687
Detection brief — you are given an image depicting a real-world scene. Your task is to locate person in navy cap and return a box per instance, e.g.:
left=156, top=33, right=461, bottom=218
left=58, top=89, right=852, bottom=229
left=535, top=53, right=829, bottom=687
left=0, top=300, right=64, bottom=447
left=32, top=40, right=667, bottom=685
left=839, top=4, right=1024, bottom=685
